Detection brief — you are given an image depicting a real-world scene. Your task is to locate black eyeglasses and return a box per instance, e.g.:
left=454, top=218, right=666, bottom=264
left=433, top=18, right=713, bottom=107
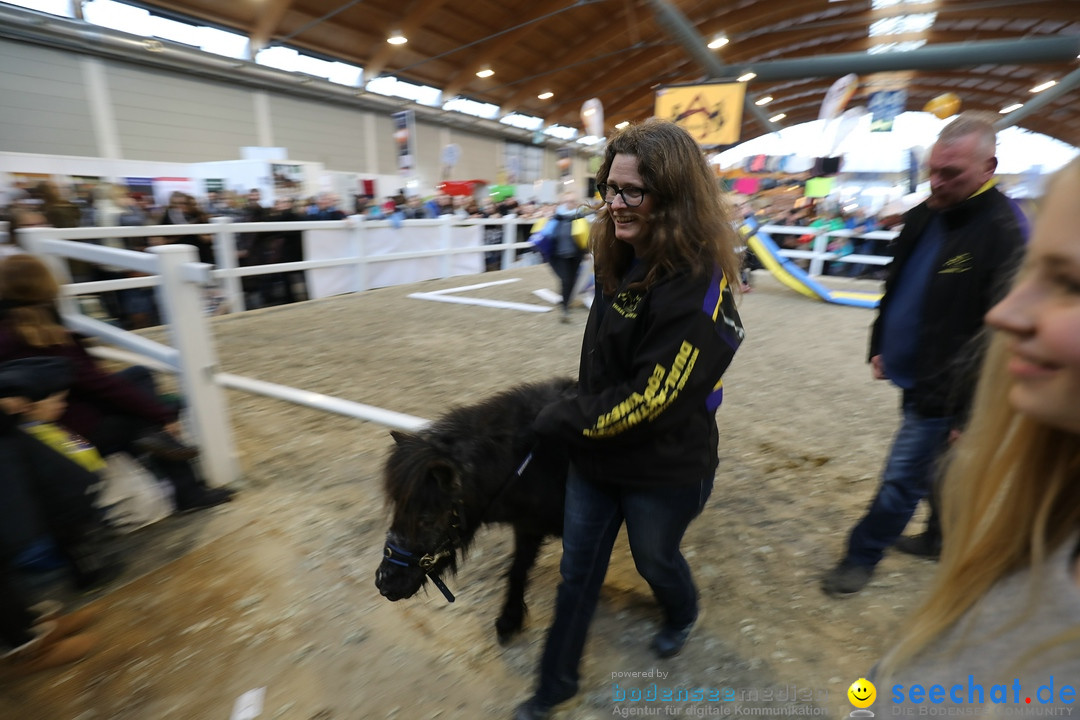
left=596, top=182, right=647, bottom=207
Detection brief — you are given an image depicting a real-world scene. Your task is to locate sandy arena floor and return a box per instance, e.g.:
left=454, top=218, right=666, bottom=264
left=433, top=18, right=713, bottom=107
left=0, top=265, right=939, bottom=720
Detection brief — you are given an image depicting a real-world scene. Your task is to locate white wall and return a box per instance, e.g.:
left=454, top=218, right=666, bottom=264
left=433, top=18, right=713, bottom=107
left=0, top=36, right=589, bottom=203
left=0, top=41, right=98, bottom=157
left=106, top=63, right=259, bottom=163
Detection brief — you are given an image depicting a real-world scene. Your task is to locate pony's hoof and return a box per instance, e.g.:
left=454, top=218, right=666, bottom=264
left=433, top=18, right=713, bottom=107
left=495, top=617, right=523, bottom=645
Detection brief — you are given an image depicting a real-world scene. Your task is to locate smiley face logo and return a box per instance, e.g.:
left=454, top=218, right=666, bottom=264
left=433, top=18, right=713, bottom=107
left=847, top=678, right=876, bottom=708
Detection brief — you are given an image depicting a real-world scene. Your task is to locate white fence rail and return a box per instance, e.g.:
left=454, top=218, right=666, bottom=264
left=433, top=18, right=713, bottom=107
left=20, top=215, right=538, bottom=311
left=10, top=215, right=895, bottom=486
left=757, top=224, right=897, bottom=276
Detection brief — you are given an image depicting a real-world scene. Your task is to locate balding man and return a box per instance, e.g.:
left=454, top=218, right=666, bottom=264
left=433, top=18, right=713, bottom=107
left=822, top=112, right=1027, bottom=596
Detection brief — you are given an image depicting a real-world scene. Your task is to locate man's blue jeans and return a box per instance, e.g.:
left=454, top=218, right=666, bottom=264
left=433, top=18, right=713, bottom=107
left=845, top=400, right=952, bottom=567
left=532, top=464, right=712, bottom=705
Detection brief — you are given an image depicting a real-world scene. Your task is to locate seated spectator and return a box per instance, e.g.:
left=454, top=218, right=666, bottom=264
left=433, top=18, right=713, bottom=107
left=0, top=357, right=123, bottom=590
left=0, top=254, right=235, bottom=513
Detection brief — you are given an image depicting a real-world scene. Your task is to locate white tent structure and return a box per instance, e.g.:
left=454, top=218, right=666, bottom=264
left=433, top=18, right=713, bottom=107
left=712, top=111, right=1079, bottom=213
left=714, top=111, right=1078, bottom=176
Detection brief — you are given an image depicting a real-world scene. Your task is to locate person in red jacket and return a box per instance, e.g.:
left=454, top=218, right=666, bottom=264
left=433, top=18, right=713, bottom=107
left=513, top=120, right=745, bottom=720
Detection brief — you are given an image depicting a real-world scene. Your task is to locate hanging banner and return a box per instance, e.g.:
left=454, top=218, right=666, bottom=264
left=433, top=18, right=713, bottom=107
left=556, top=147, right=572, bottom=179
left=868, top=89, right=907, bottom=132
left=441, top=143, right=461, bottom=181
left=654, top=82, right=745, bottom=146
left=818, top=74, right=859, bottom=121
left=392, top=110, right=416, bottom=176
left=924, top=92, right=961, bottom=119
left=581, top=98, right=604, bottom=138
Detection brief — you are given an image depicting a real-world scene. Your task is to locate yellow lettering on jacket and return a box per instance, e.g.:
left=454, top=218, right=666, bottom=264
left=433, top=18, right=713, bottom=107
left=584, top=341, right=700, bottom=438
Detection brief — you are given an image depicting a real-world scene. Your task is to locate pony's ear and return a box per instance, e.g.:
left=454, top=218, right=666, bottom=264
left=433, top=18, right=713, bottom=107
left=390, top=430, right=416, bottom=446
left=429, top=460, right=462, bottom=495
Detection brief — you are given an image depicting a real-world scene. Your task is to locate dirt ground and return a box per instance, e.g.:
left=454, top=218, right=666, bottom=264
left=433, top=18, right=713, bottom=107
left=0, top=265, right=941, bottom=720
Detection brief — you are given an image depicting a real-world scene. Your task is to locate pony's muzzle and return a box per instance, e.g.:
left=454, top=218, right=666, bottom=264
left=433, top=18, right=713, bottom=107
left=375, top=560, right=424, bottom=601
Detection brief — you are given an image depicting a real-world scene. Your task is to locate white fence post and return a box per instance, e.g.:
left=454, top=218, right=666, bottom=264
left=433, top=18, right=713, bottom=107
left=809, top=227, right=829, bottom=277
left=439, top=214, right=453, bottom=279
left=151, top=244, right=240, bottom=487
left=347, top=215, right=367, bottom=293
left=501, top=217, right=516, bottom=270
left=212, top=216, right=245, bottom=313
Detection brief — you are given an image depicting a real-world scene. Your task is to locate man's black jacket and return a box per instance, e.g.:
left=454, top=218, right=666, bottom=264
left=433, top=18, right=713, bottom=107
left=869, top=185, right=1025, bottom=418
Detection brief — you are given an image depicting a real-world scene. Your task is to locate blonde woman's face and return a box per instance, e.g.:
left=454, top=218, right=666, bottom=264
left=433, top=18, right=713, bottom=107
left=986, top=169, right=1080, bottom=434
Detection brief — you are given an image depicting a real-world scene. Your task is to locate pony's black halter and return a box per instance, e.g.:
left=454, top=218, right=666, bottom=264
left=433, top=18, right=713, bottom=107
left=382, top=503, right=464, bottom=603
left=381, top=448, right=536, bottom=604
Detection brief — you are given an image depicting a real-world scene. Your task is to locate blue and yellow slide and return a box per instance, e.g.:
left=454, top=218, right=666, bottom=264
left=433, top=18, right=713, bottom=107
left=739, top=218, right=882, bottom=309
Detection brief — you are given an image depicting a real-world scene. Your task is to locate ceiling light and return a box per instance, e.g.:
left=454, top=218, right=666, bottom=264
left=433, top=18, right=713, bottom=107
left=754, top=96, right=773, bottom=106
left=537, top=91, right=553, bottom=100
left=615, top=121, right=629, bottom=129
left=476, top=67, right=494, bottom=78
left=387, top=32, right=407, bottom=45
left=1000, top=103, right=1023, bottom=114
left=769, top=113, right=787, bottom=122
left=737, top=72, right=756, bottom=82
left=707, top=34, right=729, bottom=50
left=1030, top=80, right=1057, bottom=93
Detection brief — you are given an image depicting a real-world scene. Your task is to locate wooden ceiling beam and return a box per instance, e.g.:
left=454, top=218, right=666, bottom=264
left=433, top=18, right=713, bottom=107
left=249, top=0, right=296, bottom=55
left=362, top=0, right=453, bottom=81
left=498, top=13, right=670, bottom=116
left=437, top=0, right=576, bottom=101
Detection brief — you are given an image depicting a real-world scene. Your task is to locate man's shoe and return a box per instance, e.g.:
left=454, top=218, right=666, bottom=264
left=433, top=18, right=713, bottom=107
left=894, top=532, right=941, bottom=560
left=177, top=487, right=235, bottom=513
left=652, top=616, right=697, bottom=659
left=2, top=621, right=98, bottom=676
left=821, top=561, right=874, bottom=596
left=34, top=605, right=101, bottom=638
left=133, top=431, right=199, bottom=462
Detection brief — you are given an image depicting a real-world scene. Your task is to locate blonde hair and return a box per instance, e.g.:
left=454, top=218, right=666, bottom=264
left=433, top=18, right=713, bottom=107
left=0, top=254, right=70, bottom=347
left=880, top=157, right=1080, bottom=674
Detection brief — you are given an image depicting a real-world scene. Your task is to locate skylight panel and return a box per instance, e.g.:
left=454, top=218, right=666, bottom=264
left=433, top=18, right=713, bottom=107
left=544, top=125, right=578, bottom=140
left=869, top=13, right=937, bottom=36
left=501, top=114, right=545, bottom=131
left=442, top=97, right=500, bottom=120
left=867, top=40, right=928, bottom=54
left=83, top=0, right=152, bottom=35
left=4, top=0, right=73, bottom=17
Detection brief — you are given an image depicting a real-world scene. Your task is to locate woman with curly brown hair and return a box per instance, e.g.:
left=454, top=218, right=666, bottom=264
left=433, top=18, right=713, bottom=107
left=514, top=120, right=745, bottom=720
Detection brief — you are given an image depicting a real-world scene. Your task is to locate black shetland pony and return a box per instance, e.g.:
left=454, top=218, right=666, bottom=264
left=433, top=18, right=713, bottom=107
left=375, top=378, right=573, bottom=643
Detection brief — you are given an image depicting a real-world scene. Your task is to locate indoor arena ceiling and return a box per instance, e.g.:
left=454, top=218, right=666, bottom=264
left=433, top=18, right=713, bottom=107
left=131, top=0, right=1080, bottom=149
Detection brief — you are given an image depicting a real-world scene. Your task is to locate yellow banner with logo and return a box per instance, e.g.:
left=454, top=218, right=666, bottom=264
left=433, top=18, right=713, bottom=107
left=654, top=83, right=746, bottom=146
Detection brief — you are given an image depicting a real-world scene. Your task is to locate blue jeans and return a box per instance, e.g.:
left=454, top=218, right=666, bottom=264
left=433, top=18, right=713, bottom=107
left=532, top=465, right=713, bottom=704
left=845, top=400, right=952, bottom=567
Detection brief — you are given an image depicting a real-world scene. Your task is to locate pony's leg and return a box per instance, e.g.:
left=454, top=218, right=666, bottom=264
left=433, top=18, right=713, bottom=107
left=495, top=528, right=545, bottom=644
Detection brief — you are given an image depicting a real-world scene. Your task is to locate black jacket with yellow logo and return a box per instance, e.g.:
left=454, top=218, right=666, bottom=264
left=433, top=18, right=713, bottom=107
left=869, top=185, right=1025, bottom=418
left=534, top=263, right=744, bottom=487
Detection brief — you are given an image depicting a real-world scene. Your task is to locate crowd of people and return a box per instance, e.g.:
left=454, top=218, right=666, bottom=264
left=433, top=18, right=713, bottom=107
left=0, top=181, right=579, bottom=326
